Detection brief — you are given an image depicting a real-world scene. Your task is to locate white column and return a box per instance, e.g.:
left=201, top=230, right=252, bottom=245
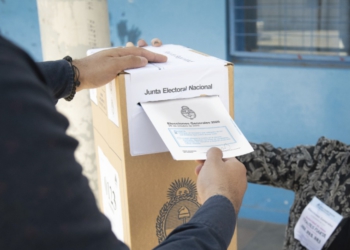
left=36, top=0, right=111, bottom=202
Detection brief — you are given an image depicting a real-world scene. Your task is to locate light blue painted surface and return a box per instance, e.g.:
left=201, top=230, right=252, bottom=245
left=235, top=65, right=350, bottom=147
left=2, top=0, right=350, bottom=225
left=0, top=0, right=42, bottom=61
left=107, top=0, right=228, bottom=60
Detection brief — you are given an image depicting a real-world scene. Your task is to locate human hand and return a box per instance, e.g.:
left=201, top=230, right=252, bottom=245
left=195, top=148, right=247, bottom=215
left=73, top=38, right=166, bottom=91
left=125, top=38, right=163, bottom=48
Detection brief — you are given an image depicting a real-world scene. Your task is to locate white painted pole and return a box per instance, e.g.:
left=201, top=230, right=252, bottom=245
left=37, top=0, right=111, bottom=202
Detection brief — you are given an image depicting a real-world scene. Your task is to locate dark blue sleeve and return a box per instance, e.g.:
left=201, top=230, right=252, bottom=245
left=0, top=36, right=129, bottom=250
left=154, top=195, right=236, bottom=250
left=36, top=59, right=74, bottom=100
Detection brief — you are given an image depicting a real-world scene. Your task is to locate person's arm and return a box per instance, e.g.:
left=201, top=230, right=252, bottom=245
left=155, top=148, right=247, bottom=250
left=0, top=35, right=129, bottom=250
left=237, top=141, right=317, bottom=191
left=36, top=43, right=167, bottom=101
left=36, top=59, right=73, bottom=100
left=154, top=195, right=235, bottom=250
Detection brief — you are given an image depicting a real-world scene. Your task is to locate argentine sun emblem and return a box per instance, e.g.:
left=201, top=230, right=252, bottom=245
left=156, top=178, right=201, bottom=243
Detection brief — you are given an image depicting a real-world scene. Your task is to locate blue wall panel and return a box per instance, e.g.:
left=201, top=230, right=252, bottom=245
left=0, top=0, right=42, bottom=61
left=240, top=184, right=294, bottom=223
left=235, top=65, right=350, bottom=147
left=2, top=0, right=350, bottom=225
left=107, top=0, right=228, bottom=59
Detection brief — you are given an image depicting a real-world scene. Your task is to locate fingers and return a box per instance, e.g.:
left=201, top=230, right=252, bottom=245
left=76, top=38, right=164, bottom=91
left=126, top=42, right=135, bottom=47
left=118, top=38, right=166, bottom=62
left=151, top=38, right=162, bottom=47
left=137, top=39, right=148, bottom=47
left=195, top=164, right=203, bottom=176
left=196, top=148, right=223, bottom=175
left=223, top=156, right=238, bottom=163
left=111, top=47, right=167, bottom=63
left=126, top=38, right=160, bottom=47
left=206, top=147, right=223, bottom=164
left=112, top=55, right=148, bottom=71
left=195, top=159, right=205, bottom=164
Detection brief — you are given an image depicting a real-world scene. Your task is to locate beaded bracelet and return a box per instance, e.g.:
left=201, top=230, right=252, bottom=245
left=63, top=56, right=81, bottom=101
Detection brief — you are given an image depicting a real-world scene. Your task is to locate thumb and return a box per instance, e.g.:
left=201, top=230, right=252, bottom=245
left=205, top=147, right=223, bottom=164
left=195, top=164, right=203, bottom=176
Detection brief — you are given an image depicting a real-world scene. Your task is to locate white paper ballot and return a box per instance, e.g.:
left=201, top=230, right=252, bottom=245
left=141, top=96, right=253, bottom=160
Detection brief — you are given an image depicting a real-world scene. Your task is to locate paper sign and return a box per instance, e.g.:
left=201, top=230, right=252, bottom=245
left=141, top=96, right=253, bottom=160
left=98, top=147, right=124, bottom=241
left=105, top=80, right=119, bottom=127
left=90, top=89, right=98, bottom=105
left=294, top=197, right=343, bottom=250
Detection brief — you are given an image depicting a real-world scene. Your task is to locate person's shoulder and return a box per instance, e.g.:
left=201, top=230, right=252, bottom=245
left=0, top=36, right=30, bottom=61
left=315, top=136, right=350, bottom=155
left=316, top=136, right=349, bottom=147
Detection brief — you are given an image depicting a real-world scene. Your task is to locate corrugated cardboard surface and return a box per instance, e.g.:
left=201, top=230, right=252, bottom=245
left=92, top=64, right=236, bottom=250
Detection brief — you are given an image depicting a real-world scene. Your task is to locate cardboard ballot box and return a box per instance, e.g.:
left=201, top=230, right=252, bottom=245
left=89, top=45, right=236, bottom=250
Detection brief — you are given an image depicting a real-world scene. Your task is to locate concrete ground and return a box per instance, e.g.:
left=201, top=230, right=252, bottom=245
left=237, top=218, right=287, bottom=250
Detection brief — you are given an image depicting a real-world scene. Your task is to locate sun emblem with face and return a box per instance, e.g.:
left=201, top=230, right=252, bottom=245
left=167, top=178, right=196, bottom=199
left=156, top=178, right=201, bottom=243
left=181, top=106, right=196, bottom=120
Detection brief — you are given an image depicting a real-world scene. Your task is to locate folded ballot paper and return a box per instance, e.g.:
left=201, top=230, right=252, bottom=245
left=141, top=96, right=253, bottom=160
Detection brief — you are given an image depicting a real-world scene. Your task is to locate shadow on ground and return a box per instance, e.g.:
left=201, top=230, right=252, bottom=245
left=238, top=218, right=286, bottom=250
